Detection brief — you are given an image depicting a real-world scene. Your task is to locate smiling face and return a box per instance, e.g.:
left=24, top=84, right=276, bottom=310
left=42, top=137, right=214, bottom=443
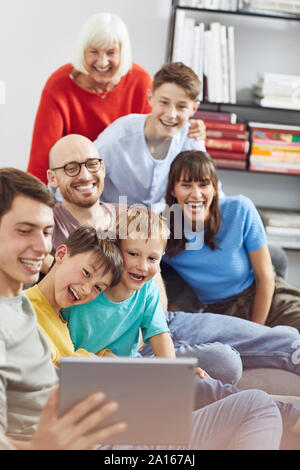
left=172, top=173, right=216, bottom=229
left=48, top=135, right=105, bottom=208
left=118, top=237, right=164, bottom=294
left=146, top=82, right=199, bottom=140
left=0, top=194, right=54, bottom=296
left=84, top=42, right=121, bottom=86
left=53, top=247, right=113, bottom=310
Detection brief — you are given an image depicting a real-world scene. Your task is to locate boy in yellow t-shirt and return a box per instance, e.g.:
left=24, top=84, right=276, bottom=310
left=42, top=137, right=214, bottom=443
left=25, top=225, right=123, bottom=366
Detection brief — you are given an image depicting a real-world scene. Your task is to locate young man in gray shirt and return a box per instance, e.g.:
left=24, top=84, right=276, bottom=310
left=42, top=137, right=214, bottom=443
left=0, top=168, right=127, bottom=450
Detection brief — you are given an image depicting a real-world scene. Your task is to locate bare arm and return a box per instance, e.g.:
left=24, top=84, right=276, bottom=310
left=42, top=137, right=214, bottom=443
left=9, top=387, right=127, bottom=450
left=154, top=271, right=168, bottom=314
left=248, top=245, right=275, bottom=325
left=149, top=332, right=176, bottom=358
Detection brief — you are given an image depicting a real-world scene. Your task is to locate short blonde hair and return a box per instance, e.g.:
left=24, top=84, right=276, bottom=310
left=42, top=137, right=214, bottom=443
left=116, top=205, right=170, bottom=250
left=72, top=12, right=132, bottom=79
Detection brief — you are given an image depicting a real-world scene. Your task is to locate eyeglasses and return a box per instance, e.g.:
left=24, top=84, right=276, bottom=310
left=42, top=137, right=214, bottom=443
left=50, top=158, right=102, bottom=177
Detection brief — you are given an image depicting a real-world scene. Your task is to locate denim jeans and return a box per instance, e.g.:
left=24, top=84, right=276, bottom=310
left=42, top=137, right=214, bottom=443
left=141, top=338, right=243, bottom=385
left=164, top=310, right=300, bottom=375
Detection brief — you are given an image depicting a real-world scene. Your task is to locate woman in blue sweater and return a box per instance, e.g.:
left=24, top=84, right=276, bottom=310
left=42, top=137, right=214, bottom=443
left=162, top=150, right=300, bottom=330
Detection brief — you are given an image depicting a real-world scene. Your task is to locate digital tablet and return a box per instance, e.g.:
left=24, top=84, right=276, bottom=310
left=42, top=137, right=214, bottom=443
left=58, top=356, right=197, bottom=446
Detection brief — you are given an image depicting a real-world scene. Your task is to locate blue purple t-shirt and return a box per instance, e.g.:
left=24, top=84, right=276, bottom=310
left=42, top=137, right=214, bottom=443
left=163, top=195, right=267, bottom=304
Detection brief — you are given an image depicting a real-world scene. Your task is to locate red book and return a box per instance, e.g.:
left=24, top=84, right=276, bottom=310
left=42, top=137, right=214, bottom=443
left=193, top=110, right=237, bottom=123
left=208, top=150, right=247, bottom=161
left=203, top=120, right=247, bottom=131
left=213, top=159, right=247, bottom=170
left=206, top=138, right=249, bottom=153
left=206, top=129, right=249, bottom=140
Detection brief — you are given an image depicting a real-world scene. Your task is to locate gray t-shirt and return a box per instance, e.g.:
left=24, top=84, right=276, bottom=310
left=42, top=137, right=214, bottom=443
left=52, top=201, right=119, bottom=255
left=0, top=293, right=57, bottom=447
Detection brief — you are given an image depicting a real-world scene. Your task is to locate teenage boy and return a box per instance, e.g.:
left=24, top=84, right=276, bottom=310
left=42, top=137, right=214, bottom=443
left=93, top=62, right=208, bottom=213
left=26, top=225, right=124, bottom=366
left=0, top=168, right=127, bottom=449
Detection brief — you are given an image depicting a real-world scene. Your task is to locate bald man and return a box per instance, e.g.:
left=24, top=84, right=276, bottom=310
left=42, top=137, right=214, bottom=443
left=47, top=134, right=117, bottom=257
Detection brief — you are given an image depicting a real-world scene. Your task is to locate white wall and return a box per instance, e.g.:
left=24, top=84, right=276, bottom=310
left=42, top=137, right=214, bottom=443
left=0, top=0, right=172, bottom=169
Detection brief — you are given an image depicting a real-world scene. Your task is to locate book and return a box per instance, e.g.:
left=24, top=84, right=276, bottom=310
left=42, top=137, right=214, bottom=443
left=209, top=149, right=247, bottom=160
left=172, top=9, right=186, bottom=62
left=250, top=154, right=300, bottom=165
left=192, top=22, right=205, bottom=100
left=204, top=120, right=247, bottom=131
left=206, top=129, right=249, bottom=140
left=227, top=26, right=236, bottom=104
left=252, top=129, right=300, bottom=141
left=249, top=163, right=300, bottom=174
left=182, top=17, right=195, bottom=67
left=252, top=142, right=300, bottom=154
left=248, top=122, right=300, bottom=132
left=203, top=29, right=215, bottom=102
left=206, top=138, right=249, bottom=152
left=238, top=0, right=300, bottom=14
left=254, top=96, right=300, bottom=110
left=193, top=110, right=237, bottom=123
left=213, top=158, right=247, bottom=169
left=220, top=24, right=230, bottom=103
left=210, top=22, right=223, bottom=103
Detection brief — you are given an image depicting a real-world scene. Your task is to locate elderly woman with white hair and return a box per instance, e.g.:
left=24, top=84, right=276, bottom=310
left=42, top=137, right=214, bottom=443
left=27, top=12, right=205, bottom=185
left=27, top=13, right=152, bottom=184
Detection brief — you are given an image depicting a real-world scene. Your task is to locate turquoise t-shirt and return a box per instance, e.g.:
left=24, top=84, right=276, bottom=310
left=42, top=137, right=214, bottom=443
left=62, top=278, right=169, bottom=357
left=163, top=195, right=267, bottom=304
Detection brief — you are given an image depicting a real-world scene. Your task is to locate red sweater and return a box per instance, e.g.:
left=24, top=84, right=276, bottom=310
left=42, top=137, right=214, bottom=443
left=27, top=63, right=152, bottom=183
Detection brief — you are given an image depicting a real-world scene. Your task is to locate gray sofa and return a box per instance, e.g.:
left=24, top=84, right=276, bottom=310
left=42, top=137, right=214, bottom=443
left=238, top=368, right=300, bottom=410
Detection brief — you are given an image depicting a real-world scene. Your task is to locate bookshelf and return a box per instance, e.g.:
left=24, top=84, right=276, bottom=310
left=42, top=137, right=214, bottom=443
left=166, top=1, right=300, bottom=277
left=166, top=0, right=300, bottom=178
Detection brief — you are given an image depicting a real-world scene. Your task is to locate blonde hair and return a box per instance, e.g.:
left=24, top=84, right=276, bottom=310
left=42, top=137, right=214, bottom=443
left=116, top=205, right=170, bottom=250
left=72, top=12, right=132, bottom=79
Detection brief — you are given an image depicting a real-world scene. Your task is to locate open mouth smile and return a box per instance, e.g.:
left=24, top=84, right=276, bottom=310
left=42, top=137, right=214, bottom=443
left=128, top=272, right=146, bottom=282
left=20, top=258, right=43, bottom=273
left=73, top=182, right=97, bottom=192
left=93, top=65, right=112, bottom=73
left=68, top=286, right=81, bottom=302
left=160, top=119, right=177, bottom=128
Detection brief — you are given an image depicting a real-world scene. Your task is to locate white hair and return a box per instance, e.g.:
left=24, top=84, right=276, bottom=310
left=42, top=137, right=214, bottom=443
left=72, top=12, right=132, bottom=78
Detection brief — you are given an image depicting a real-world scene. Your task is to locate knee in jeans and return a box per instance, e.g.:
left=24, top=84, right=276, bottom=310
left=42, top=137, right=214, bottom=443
left=176, top=342, right=243, bottom=385
left=208, top=343, right=243, bottom=385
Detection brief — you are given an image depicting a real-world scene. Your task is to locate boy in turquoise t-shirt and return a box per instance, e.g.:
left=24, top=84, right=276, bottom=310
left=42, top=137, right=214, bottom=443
left=62, top=206, right=176, bottom=358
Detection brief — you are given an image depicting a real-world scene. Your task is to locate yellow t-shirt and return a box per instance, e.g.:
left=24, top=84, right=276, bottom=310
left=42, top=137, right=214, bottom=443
left=25, top=285, right=107, bottom=366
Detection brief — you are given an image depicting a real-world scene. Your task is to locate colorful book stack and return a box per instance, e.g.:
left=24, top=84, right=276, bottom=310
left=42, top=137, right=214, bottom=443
left=248, top=122, right=300, bottom=174
left=194, top=110, right=249, bottom=169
